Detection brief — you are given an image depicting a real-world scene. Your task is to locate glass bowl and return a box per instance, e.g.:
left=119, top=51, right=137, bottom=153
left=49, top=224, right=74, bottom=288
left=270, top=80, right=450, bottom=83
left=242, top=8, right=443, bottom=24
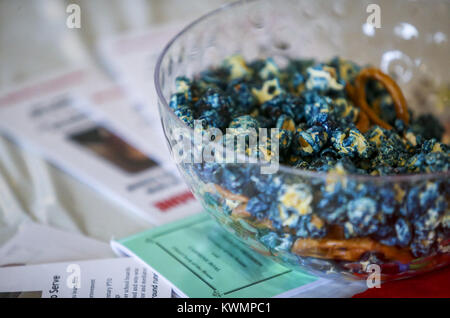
left=155, top=0, right=450, bottom=281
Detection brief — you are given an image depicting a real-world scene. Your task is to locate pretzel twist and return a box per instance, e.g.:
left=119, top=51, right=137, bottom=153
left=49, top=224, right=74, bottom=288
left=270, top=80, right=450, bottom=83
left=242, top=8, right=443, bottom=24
left=346, top=67, right=410, bottom=133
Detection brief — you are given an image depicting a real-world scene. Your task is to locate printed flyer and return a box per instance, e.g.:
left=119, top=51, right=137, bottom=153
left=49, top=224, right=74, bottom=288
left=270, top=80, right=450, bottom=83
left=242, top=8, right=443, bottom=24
left=0, top=69, right=200, bottom=224
left=0, top=258, right=173, bottom=298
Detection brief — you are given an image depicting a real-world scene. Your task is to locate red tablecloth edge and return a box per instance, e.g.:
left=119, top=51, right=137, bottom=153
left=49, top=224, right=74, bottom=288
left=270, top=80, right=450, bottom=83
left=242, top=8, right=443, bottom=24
left=352, top=265, right=450, bottom=298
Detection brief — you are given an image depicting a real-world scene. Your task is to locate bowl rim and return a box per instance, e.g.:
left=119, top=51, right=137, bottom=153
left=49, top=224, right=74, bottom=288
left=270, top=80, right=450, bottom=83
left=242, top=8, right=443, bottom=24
left=154, top=0, right=449, bottom=182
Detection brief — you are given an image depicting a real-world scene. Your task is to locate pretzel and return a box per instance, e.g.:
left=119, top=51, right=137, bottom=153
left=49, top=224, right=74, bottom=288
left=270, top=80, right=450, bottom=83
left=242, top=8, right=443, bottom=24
left=345, top=80, right=370, bottom=132
left=211, top=184, right=414, bottom=263
left=291, top=237, right=413, bottom=263
left=356, top=110, right=371, bottom=134
left=346, top=67, right=410, bottom=133
left=214, top=184, right=249, bottom=203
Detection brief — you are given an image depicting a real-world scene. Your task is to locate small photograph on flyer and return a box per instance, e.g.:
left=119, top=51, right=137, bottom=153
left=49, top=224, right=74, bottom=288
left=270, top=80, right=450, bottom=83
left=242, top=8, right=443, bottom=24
left=69, top=125, right=157, bottom=174
left=0, top=291, right=43, bottom=298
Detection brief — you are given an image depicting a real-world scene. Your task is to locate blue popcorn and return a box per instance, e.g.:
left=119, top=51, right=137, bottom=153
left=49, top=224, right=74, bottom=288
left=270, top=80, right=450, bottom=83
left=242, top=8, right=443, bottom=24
left=277, top=183, right=313, bottom=228
left=379, top=236, right=399, bottom=247
left=195, top=68, right=228, bottom=91
left=294, top=125, right=328, bottom=156
left=320, top=147, right=339, bottom=159
left=303, top=93, right=332, bottom=126
left=419, top=182, right=439, bottom=211
left=276, top=115, right=296, bottom=151
left=276, top=114, right=296, bottom=132
left=371, top=134, right=408, bottom=168
left=403, top=130, right=423, bottom=150
left=192, top=163, right=221, bottom=184
left=246, top=195, right=276, bottom=219
left=327, top=57, right=361, bottom=83
left=221, top=198, right=238, bottom=216
left=260, top=94, right=295, bottom=119
left=221, top=166, right=253, bottom=196
left=295, top=215, right=310, bottom=238
left=198, top=109, right=228, bottom=129
left=173, top=105, right=194, bottom=128
left=410, top=114, right=445, bottom=141
left=254, top=115, right=274, bottom=128
left=424, top=152, right=449, bottom=172
left=227, top=79, right=257, bottom=115
left=258, top=57, right=280, bottom=80
left=403, top=186, right=420, bottom=218
left=347, top=197, right=379, bottom=235
left=319, top=204, right=347, bottom=224
left=421, top=139, right=450, bottom=154
left=406, top=153, right=427, bottom=172
left=227, top=115, right=261, bottom=157
left=175, top=76, right=192, bottom=99
left=333, top=157, right=367, bottom=174
left=293, top=214, right=328, bottom=239
left=201, top=88, right=234, bottom=113
left=310, top=156, right=338, bottom=172
left=415, top=196, right=446, bottom=231
left=378, top=186, right=396, bottom=215
left=411, top=229, right=436, bottom=257
left=260, top=232, right=294, bottom=252
left=422, top=139, right=439, bottom=154
left=228, top=115, right=260, bottom=130
left=305, top=65, right=344, bottom=92
left=289, top=72, right=305, bottom=94
left=250, top=174, right=283, bottom=197
left=395, top=218, right=412, bottom=247
left=252, top=78, right=284, bottom=104
left=332, top=97, right=359, bottom=125
left=375, top=223, right=396, bottom=240
left=276, top=129, right=293, bottom=152
left=203, top=190, right=221, bottom=208
left=394, top=118, right=407, bottom=133
left=331, top=128, right=372, bottom=159
left=351, top=182, right=379, bottom=200
left=293, top=159, right=310, bottom=169
left=223, top=54, right=252, bottom=80
left=286, top=58, right=316, bottom=76
left=306, top=215, right=328, bottom=238
left=343, top=222, right=357, bottom=239
left=408, top=194, right=446, bottom=256
left=365, top=126, right=387, bottom=148
left=169, top=92, right=189, bottom=110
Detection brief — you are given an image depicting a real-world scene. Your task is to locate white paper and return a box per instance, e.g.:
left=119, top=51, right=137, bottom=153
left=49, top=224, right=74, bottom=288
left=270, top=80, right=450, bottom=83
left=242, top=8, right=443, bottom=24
left=78, top=81, right=176, bottom=172
left=0, top=69, right=200, bottom=225
left=96, top=24, right=183, bottom=165
left=0, top=222, right=115, bottom=266
left=0, top=258, right=173, bottom=298
left=98, top=23, right=182, bottom=124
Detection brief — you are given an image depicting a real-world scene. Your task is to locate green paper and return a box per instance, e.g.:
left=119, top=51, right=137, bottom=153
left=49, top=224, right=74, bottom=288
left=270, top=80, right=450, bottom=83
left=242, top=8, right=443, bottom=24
left=115, top=213, right=319, bottom=298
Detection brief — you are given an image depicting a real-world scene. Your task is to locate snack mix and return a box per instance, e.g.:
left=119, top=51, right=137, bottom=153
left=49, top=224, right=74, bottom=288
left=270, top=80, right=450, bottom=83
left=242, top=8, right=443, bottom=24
left=168, top=55, right=449, bottom=278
